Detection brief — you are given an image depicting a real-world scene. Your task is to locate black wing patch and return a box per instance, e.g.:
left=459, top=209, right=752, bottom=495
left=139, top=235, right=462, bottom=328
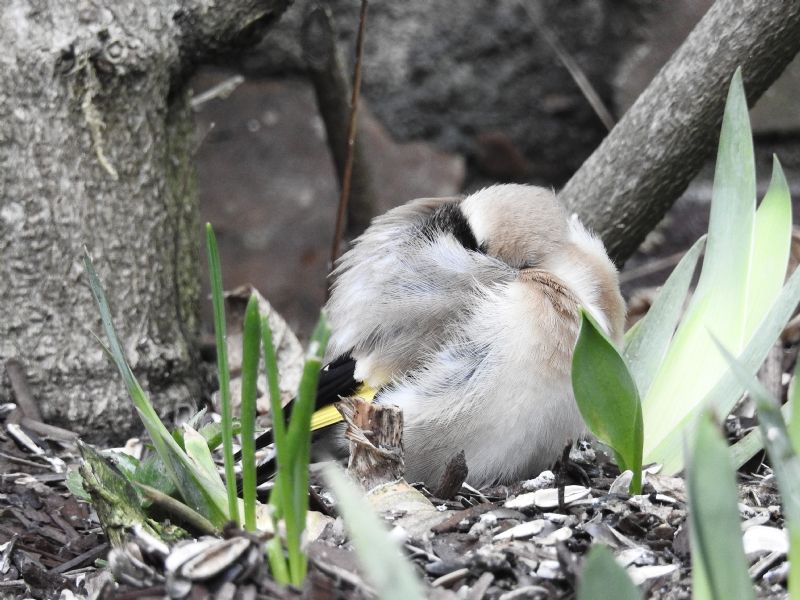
left=238, top=355, right=357, bottom=491
left=418, top=202, right=480, bottom=252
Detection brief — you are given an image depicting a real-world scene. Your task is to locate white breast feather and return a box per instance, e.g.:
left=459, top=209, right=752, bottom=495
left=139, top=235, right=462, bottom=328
left=379, top=278, right=584, bottom=487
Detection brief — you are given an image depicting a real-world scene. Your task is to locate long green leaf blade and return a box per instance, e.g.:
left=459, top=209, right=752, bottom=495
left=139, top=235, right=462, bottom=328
left=240, top=294, right=261, bottom=532
left=262, top=315, right=291, bottom=584
left=624, top=236, right=705, bottom=399
left=646, top=265, right=800, bottom=472
left=84, top=251, right=227, bottom=525
left=716, top=341, right=800, bottom=598
left=745, top=156, right=792, bottom=337
left=578, top=545, right=641, bottom=600
left=790, top=359, right=800, bottom=456
left=643, top=69, right=756, bottom=465
left=688, top=414, right=755, bottom=600
left=324, top=466, right=426, bottom=600
left=573, top=310, right=643, bottom=493
left=284, top=314, right=330, bottom=584
left=206, top=223, right=239, bottom=525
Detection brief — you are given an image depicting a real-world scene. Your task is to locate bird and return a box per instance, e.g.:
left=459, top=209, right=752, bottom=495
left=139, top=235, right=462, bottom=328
left=253, top=184, right=625, bottom=488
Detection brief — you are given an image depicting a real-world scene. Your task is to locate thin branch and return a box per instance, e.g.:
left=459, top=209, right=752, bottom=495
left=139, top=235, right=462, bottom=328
left=5, top=359, right=41, bottom=422
left=329, top=0, right=369, bottom=271
left=302, top=5, right=377, bottom=239
left=521, top=2, right=615, bottom=131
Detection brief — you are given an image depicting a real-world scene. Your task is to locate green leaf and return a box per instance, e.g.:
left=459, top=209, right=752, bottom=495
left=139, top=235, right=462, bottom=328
left=578, top=545, right=641, bottom=600
left=714, top=341, right=800, bottom=597
left=284, top=314, right=330, bottom=584
left=183, top=425, right=225, bottom=489
left=624, top=236, right=705, bottom=399
left=641, top=71, right=794, bottom=474
left=66, top=467, right=92, bottom=503
left=239, top=293, right=261, bottom=532
left=646, top=265, right=800, bottom=472
left=205, top=223, right=240, bottom=526
left=789, top=359, right=800, bottom=456
left=745, top=156, right=792, bottom=337
left=643, top=69, right=757, bottom=468
left=572, top=309, right=643, bottom=493
left=84, top=250, right=228, bottom=526
left=262, top=314, right=290, bottom=583
left=134, top=455, right=177, bottom=497
left=687, top=414, right=755, bottom=600
left=324, top=466, right=426, bottom=600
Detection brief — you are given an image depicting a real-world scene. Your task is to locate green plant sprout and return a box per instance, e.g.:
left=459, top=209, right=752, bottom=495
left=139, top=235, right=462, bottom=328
left=573, top=68, right=800, bottom=482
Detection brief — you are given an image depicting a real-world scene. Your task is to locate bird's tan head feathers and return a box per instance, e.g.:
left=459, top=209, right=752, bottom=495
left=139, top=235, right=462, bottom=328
left=460, top=184, right=625, bottom=342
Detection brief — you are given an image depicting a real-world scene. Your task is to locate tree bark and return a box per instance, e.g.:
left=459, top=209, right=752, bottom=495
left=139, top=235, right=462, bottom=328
left=0, top=0, right=289, bottom=441
left=559, top=0, right=800, bottom=265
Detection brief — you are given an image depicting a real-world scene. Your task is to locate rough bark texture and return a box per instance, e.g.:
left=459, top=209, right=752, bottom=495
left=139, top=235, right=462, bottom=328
left=559, top=0, right=800, bottom=265
left=337, top=397, right=404, bottom=491
left=0, top=0, right=290, bottom=441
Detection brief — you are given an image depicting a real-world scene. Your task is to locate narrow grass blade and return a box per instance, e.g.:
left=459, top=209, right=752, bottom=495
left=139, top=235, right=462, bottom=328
left=262, top=315, right=291, bottom=583
left=240, top=294, right=261, bottom=531
left=687, top=414, right=755, bottom=600
left=573, top=309, right=643, bottom=493
left=324, top=466, right=426, bottom=600
left=715, top=341, right=800, bottom=599
left=624, top=236, right=704, bottom=399
left=578, top=545, right=641, bottom=600
left=283, top=314, right=330, bottom=584
left=265, top=537, right=290, bottom=585
left=84, top=251, right=227, bottom=525
left=206, top=223, right=239, bottom=525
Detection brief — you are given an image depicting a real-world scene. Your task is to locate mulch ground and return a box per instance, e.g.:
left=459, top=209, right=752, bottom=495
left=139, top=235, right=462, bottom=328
left=0, top=404, right=790, bottom=599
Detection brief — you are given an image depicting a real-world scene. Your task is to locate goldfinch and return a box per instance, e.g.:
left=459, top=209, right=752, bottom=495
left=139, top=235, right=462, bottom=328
left=254, top=184, right=625, bottom=488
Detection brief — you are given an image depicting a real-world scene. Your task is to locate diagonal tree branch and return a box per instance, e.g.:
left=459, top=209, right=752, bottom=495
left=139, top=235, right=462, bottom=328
left=559, top=0, right=800, bottom=265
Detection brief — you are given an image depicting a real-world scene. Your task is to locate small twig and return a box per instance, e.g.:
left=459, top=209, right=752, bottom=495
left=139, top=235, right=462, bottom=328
left=302, top=6, right=377, bottom=239
left=433, top=450, right=469, bottom=499
left=467, top=572, right=495, bottom=600
left=520, top=2, right=615, bottom=132
left=0, top=450, right=49, bottom=470
left=20, top=417, right=79, bottom=443
left=135, top=483, right=219, bottom=537
left=310, top=555, right=376, bottom=595
left=190, top=75, right=244, bottom=109
left=5, top=359, right=41, bottom=422
left=555, top=442, right=572, bottom=511
left=328, top=0, right=369, bottom=272
left=49, top=543, right=109, bottom=574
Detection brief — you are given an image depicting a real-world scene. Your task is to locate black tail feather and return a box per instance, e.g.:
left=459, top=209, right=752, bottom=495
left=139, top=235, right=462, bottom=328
left=234, top=355, right=358, bottom=488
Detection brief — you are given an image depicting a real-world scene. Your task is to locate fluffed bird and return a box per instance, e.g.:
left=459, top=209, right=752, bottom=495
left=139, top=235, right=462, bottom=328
left=253, top=184, right=625, bottom=488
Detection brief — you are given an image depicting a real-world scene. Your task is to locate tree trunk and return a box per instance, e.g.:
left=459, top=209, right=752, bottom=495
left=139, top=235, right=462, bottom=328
left=559, top=0, right=800, bottom=265
left=0, top=0, right=289, bottom=441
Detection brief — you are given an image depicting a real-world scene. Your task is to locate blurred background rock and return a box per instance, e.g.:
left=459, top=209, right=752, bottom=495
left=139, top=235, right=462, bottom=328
left=192, top=0, right=800, bottom=337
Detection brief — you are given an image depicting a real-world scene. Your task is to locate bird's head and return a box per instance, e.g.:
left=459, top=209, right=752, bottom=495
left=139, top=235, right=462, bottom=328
left=460, top=184, right=625, bottom=342
left=459, top=184, right=569, bottom=269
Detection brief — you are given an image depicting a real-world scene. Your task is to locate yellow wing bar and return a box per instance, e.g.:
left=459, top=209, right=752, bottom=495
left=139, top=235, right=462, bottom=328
left=309, top=383, right=377, bottom=431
